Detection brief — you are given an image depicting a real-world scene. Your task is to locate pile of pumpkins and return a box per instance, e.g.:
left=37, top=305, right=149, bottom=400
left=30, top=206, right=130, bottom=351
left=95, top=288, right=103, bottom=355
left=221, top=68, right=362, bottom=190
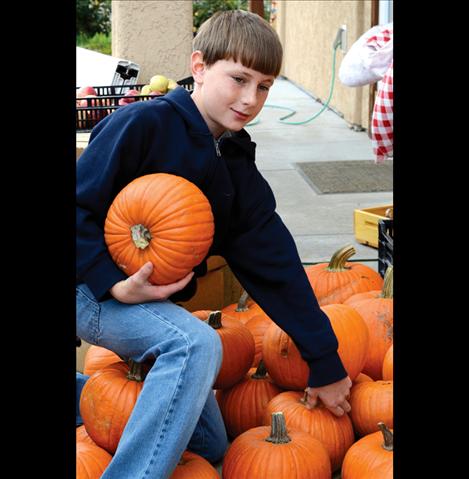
left=77, top=244, right=393, bottom=479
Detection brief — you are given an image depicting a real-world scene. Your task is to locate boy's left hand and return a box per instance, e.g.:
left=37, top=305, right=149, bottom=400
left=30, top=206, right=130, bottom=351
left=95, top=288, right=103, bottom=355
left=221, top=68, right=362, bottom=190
left=304, top=376, right=352, bottom=417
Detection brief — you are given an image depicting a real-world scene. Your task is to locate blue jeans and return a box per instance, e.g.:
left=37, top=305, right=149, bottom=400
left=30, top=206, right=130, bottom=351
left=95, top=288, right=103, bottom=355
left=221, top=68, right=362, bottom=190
left=76, top=371, right=89, bottom=426
left=76, top=284, right=228, bottom=478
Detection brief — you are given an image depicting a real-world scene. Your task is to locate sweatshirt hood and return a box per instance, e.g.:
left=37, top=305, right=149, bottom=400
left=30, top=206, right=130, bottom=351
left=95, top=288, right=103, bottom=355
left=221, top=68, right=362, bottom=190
left=159, top=86, right=212, bottom=136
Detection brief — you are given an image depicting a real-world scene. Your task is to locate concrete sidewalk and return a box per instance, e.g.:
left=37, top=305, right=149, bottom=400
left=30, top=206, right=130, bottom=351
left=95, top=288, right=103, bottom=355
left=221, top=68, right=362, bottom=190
left=245, top=76, right=393, bottom=271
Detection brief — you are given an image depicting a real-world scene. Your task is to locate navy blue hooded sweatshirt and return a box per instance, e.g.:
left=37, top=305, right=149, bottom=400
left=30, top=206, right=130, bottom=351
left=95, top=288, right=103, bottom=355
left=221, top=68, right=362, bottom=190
left=76, top=86, right=348, bottom=388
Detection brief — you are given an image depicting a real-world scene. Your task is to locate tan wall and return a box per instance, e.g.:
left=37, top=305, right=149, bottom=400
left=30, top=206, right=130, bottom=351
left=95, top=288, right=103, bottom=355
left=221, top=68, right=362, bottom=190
left=274, top=0, right=373, bottom=130
left=111, top=0, right=193, bottom=84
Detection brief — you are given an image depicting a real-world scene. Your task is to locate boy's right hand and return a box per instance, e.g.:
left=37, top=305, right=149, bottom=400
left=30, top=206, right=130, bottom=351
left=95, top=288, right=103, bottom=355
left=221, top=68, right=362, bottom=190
left=109, top=262, right=194, bottom=304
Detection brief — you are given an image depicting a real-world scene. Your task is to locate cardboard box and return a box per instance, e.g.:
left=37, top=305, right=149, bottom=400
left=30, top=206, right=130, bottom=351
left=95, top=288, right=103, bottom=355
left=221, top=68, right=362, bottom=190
left=354, top=204, right=393, bottom=248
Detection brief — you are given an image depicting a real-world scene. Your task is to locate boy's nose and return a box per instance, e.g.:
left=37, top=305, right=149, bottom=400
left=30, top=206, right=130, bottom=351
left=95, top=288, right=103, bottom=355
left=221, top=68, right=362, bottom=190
left=241, top=86, right=258, bottom=106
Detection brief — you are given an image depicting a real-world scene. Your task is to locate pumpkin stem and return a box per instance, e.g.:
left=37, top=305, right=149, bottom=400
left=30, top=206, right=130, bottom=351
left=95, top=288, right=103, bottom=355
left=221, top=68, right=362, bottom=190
left=377, top=422, right=393, bottom=451
left=300, top=390, right=321, bottom=408
left=265, top=412, right=291, bottom=444
left=381, top=266, right=393, bottom=299
left=130, top=224, right=152, bottom=249
left=251, top=359, right=268, bottom=379
left=207, top=310, right=223, bottom=329
left=326, top=245, right=355, bottom=272
left=126, top=359, right=145, bottom=382
left=236, top=290, right=250, bottom=312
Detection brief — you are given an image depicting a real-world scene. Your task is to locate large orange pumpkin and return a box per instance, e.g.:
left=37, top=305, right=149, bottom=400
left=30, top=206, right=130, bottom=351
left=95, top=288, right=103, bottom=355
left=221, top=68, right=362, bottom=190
left=382, top=344, right=393, bottom=380
left=76, top=441, right=113, bottom=479
left=192, top=310, right=255, bottom=389
left=263, top=390, right=355, bottom=472
left=262, top=303, right=369, bottom=390
left=349, top=380, right=393, bottom=437
left=83, top=345, right=122, bottom=376
left=222, top=411, right=331, bottom=479
left=79, top=360, right=146, bottom=453
left=305, top=245, right=383, bottom=305
left=104, top=173, right=214, bottom=285
left=215, top=360, right=283, bottom=439
left=366, top=460, right=393, bottom=479
left=170, top=450, right=220, bottom=479
left=341, top=422, right=393, bottom=479
left=347, top=266, right=393, bottom=380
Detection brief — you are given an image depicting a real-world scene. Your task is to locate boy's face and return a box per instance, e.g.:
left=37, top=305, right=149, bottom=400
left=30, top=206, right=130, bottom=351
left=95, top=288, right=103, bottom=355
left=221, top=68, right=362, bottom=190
left=191, top=52, right=275, bottom=138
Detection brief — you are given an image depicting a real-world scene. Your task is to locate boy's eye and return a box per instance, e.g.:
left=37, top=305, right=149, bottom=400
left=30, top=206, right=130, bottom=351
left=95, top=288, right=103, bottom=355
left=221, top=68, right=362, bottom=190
left=259, top=85, right=270, bottom=92
left=233, top=76, right=245, bottom=83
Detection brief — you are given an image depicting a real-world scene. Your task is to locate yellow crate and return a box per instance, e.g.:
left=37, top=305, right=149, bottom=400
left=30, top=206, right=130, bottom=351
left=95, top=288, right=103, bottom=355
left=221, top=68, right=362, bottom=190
left=354, top=204, right=393, bottom=248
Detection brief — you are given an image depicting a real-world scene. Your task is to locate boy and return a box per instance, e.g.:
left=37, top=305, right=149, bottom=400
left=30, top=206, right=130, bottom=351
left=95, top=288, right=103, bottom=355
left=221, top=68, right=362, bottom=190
left=76, top=9, right=351, bottom=478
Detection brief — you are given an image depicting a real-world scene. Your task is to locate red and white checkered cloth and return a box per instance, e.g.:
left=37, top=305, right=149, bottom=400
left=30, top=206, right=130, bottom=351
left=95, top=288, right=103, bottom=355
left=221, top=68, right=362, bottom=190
left=368, top=28, right=393, bottom=163
left=371, top=61, right=393, bottom=163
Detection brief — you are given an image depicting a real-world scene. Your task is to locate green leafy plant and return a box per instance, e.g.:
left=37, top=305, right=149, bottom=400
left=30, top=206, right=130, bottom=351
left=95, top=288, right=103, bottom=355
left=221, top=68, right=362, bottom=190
left=76, top=32, right=112, bottom=55
left=193, top=0, right=272, bottom=33
left=77, top=0, right=112, bottom=37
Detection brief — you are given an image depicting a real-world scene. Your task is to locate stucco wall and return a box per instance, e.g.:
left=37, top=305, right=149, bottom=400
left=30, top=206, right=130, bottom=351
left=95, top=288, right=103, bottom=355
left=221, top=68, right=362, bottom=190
left=274, top=0, right=373, bottom=130
left=111, top=0, right=193, bottom=84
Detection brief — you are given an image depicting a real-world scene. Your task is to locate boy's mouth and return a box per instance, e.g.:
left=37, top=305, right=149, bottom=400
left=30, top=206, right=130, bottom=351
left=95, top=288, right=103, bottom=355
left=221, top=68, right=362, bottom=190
left=231, top=108, right=250, bottom=120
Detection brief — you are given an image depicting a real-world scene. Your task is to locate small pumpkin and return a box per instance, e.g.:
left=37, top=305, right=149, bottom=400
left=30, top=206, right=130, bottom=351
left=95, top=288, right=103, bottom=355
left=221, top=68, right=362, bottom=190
left=305, top=245, right=383, bottom=305
left=170, top=450, right=220, bottom=479
left=215, top=360, right=283, bottom=439
left=382, top=343, right=393, bottom=380
left=79, top=360, right=146, bottom=453
left=349, top=380, right=393, bottom=437
left=76, top=425, right=95, bottom=446
left=192, top=310, right=255, bottom=389
left=261, top=322, right=308, bottom=390
left=76, top=441, right=113, bottom=479
left=104, top=173, right=214, bottom=285
left=83, top=345, right=122, bottom=376
left=263, top=390, right=355, bottom=472
left=222, top=411, right=331, bottom=479
left=244, top=313, right=274, bottom=367
left=342, top=422, right=393, bottom=479
left=262, top=303, right=369, bottom=390
left=221, top=290, right=264, bottom=324
left=353, top=372, right=373, bottom=385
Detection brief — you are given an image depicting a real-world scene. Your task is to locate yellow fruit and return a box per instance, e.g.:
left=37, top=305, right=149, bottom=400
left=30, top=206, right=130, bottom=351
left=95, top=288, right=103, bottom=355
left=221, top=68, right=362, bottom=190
left=167, top=79, right=178, bottom=91
left=140, top=84, right=152, bottom=95
left=149, top=75, right=169, bottom=93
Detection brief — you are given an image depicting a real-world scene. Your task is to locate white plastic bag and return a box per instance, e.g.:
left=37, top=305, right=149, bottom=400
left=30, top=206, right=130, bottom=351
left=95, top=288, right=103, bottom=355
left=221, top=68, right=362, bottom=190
left=339, top=23, right=393, bottom=87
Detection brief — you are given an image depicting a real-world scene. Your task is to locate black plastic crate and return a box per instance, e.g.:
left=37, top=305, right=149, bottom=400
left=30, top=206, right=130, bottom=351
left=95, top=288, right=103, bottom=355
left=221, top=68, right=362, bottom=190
left=378, top=218, right=393, bottom=278
left=76, top=76, right=194, bottom=132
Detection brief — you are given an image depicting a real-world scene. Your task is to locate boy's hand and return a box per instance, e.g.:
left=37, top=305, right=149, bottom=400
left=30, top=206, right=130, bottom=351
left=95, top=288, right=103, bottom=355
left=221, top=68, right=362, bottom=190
left=304, top=376, right=352, bottom=417
left=109, top=262, right=194, bottom=304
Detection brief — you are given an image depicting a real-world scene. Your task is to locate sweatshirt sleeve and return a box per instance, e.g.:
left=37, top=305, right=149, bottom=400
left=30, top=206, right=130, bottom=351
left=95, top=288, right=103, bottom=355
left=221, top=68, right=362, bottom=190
left=222, top=168, right=348, bottom=388
left=76, top=105, right=152, bottom=300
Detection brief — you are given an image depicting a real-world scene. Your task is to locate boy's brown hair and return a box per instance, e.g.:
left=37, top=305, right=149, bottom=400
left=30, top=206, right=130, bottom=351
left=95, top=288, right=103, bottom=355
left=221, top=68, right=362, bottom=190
left=193, top=9, right=283, bottom=77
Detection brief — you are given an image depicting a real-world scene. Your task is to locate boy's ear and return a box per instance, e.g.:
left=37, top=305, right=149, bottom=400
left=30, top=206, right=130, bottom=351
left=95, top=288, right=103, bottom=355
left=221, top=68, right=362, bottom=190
left=191, top=50, right=206, bottom=84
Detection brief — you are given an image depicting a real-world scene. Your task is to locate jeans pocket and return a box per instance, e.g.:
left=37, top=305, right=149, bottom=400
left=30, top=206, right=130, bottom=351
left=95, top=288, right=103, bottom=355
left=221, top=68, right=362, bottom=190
left=76, top=285, right=101, bottom=345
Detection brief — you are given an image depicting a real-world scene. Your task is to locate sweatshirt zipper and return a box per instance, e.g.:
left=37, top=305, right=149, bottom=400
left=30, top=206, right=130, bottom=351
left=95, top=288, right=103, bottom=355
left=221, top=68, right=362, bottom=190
left=214, top=138, right=221, bottom=157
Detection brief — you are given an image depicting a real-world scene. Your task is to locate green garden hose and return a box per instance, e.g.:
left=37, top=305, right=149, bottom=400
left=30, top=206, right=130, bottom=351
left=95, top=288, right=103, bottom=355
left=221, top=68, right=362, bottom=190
left=247, top=42, right=340, bottom=127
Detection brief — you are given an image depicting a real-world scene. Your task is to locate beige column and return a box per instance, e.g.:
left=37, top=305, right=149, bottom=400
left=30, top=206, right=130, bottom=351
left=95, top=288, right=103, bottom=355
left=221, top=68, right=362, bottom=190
left=111, top=0, right=193, bottom=84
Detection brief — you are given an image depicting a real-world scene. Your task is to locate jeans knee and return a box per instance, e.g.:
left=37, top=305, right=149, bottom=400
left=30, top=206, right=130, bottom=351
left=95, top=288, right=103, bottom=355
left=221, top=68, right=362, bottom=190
left=191, top=324, right=223, bottom=376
